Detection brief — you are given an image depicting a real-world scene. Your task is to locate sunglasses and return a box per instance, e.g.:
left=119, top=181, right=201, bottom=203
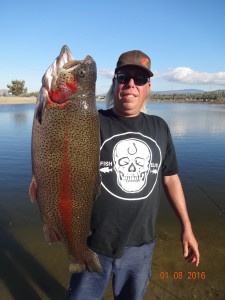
left=115, top=73, right=150, bottom=86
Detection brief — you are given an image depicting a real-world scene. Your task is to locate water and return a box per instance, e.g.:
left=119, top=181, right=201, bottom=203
left=0, top=102, right=224, bottom=300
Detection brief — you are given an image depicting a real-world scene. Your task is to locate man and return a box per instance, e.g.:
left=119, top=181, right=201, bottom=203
left=67, top=50, right=200, bottom=300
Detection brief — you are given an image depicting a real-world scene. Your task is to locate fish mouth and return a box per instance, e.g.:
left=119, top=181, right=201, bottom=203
left=42, top=45, right=75, bottom=94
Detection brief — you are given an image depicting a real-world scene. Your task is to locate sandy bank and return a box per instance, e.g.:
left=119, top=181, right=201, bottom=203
left=0, top=97, right=36, bottom=105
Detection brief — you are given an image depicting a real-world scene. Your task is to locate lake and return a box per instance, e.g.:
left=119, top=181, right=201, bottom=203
left=0, top=102, right=224, bottom=300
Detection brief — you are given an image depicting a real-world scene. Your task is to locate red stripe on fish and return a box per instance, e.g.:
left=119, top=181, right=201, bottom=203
left=58, top=126, right=73, bottom=241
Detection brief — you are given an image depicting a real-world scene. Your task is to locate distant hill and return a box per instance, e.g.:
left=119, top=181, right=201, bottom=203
left=2, top=88, right=224, bottom=98
left=152, top=89, right=205, bottom=95
left=97, top=89, right=207, bottom=98
left=0, top=89, right=8, bottom=96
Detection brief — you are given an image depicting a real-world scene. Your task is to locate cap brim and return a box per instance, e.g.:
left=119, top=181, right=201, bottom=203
left=115, top=64, right=154, bottom=77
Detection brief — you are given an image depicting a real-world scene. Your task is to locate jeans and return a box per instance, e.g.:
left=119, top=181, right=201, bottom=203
left=67, top=242, right=155, bottom=300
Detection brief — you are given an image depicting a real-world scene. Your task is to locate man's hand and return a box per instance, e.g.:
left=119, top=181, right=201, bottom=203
left=163, top=174, right=200, bottom=267
left=182, top=229, right=200, bottom=266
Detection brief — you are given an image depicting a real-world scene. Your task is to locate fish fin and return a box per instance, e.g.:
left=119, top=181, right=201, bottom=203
left=35, top=98, right=44, bottom=124
left=69, top=263, right=86, bottom=273
left=69, top=250, right=102, bottom=273
left=85, top=254, right=102, bottom=273
left=43, top=224, right=61, bottom=242
left=35, top=87, right=49, bottom=124
left=29, top=176, right=37, bottom=202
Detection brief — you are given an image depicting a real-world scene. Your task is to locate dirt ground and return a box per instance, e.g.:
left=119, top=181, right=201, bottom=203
left=0, top=96, right=36, bottom=105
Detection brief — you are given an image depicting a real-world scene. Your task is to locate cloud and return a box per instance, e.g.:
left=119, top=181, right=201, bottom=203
left=98, top=68, right=114, bottom=79
left=158, top=67, right=225, bottom=85
left=98, top=66, right=225, bottom=86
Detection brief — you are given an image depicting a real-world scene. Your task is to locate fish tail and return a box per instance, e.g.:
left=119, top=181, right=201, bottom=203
left=69, top=250, right=102, bottom=273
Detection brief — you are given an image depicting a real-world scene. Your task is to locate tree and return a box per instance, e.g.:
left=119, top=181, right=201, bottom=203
left=7, top=80, right=27, bottom=96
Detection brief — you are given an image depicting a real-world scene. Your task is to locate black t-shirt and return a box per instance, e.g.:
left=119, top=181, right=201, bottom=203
left=88, top=109, right=178, bottom=258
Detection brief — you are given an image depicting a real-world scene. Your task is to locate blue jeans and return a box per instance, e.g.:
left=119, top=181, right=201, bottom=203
left=67, top=242, right=155, bottom=300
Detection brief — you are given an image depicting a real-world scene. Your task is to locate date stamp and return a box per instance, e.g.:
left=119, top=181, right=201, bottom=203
left=159, top=271, right=206, bottom=280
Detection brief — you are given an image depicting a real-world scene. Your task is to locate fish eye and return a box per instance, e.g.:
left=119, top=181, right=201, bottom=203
left=79, top=69, right=86, bottom=77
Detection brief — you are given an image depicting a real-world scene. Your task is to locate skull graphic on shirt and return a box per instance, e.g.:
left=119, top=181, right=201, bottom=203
left=113, top=138, right=152, bottom=193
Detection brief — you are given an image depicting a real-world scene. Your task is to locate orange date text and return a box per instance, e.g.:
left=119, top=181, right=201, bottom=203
left=159, top=271, right=206, bottom=280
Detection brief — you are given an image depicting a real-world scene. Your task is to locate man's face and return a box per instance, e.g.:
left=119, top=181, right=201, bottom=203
left=113, top=66, right=150, bottom=117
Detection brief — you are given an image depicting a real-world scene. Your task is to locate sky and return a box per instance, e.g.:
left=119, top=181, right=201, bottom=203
left=1, top=0, right=225, bottom=95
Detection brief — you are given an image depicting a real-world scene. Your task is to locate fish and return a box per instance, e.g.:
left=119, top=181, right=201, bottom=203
left=100, top=167, right=113, bottom=173
left=29, top=45, right=102, bottom=273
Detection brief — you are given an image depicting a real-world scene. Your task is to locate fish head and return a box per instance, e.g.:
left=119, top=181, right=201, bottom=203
left=51, top=54, right=97, bottom=104
left=35, top=45, right=96, bottom=123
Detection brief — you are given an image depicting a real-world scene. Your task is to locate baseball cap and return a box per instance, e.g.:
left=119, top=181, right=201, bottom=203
left=115, top=50, right=154, bottom=77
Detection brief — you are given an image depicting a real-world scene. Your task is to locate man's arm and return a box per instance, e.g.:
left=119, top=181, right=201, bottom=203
left=163, top=174, right=200, bottom=266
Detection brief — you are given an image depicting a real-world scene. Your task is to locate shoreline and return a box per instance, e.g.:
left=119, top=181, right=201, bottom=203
left=0, top=96, right=224, bottom=105
left=0, top=96, right=37, bottom=105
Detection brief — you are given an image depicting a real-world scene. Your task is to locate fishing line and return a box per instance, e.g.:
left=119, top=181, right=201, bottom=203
left=151, top=280, right=182, bottom=300
left=181, top=168, right=225, bottom=215
left=0, top=58, right=42, bottom=71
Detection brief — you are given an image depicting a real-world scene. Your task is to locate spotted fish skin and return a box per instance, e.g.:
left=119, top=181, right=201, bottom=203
left=29, top=45, right=102, bottom=273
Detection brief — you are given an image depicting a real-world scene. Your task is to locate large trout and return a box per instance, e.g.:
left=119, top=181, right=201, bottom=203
left=29, top=45, right=102, bottom=273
